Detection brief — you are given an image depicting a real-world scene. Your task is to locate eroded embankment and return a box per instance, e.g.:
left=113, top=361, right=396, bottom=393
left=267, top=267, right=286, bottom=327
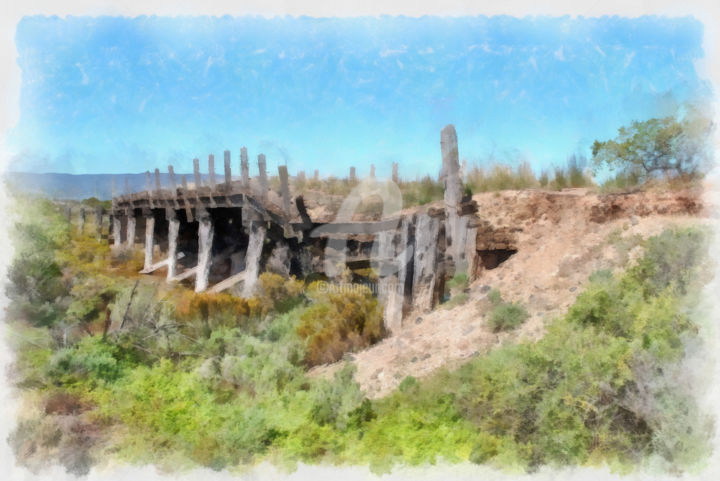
left=310, top=187, right=709, bottom=397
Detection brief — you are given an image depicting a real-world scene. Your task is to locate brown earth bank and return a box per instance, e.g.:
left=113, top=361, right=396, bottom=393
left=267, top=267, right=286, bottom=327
left=309, top=186, right=711, bottom=398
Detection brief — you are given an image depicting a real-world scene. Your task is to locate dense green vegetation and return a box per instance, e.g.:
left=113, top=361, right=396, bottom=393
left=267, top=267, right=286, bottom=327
left=5, top=195, right=713, bottom=475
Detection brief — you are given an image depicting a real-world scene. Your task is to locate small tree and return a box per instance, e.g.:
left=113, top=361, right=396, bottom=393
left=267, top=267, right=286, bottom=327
left=591, top=110, right=712, bottom=182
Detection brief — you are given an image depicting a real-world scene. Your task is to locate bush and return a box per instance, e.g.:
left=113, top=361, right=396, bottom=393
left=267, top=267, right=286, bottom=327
left=486, top=289, right=529, bottom=332
left=6, top=205, right=71, bottom=327
left=255, top=272, right=305, bottom=315
left=309, top=364, right=368, bottom=430
left=47, top=336, right=126, bottom=386
left=297, top=282, right=385, bottom=366
left=176, top=291, right=254, bottom=323
left=488, top=303, right=529, bottom=332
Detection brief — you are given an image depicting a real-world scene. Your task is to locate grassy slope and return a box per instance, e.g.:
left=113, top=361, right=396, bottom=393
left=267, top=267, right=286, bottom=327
left=4, top=195, right=713, bottom=475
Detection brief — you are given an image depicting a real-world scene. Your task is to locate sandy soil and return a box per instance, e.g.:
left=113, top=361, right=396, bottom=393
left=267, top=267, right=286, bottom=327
left=309, top=187, right=711, bottom=398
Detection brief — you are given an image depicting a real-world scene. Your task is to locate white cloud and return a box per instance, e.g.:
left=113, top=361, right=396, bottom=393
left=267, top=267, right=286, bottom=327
left=529, top=56, right=538, bottom=71
left=468, top=43, right=492, bottom=53
left=278, top=50, right=285, bottom=59
left=624, top=51, right=635, bottom=68
left=594, top=44, right=606, bottom=57
left=379, top=45, right=407, bottom=57
left=252, top=48, right=266, bottom=55
left=418, top=47, right=433, bottom=55
left=203, top=56, right=213, bottom=77
left=554, top=46, right=565, bottom=61
left=75, top=63, right=89, bottom=85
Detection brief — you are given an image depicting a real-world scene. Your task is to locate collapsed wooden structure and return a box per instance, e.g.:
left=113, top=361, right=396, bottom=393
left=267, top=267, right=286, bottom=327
left=86, top=125, right=490, bottom=332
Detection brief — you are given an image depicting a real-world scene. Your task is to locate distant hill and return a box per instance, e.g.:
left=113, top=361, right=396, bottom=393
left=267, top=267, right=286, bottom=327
left=3, top=172, right=209, bottom=200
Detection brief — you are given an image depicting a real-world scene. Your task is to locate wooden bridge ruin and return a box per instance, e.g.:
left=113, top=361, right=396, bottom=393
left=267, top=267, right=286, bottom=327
left=76, top=125, right=504, bottom=332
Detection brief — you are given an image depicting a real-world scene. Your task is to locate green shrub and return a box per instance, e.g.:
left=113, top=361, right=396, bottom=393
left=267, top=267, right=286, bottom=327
left=488, top=303, right=529, bottom=332
left=486, top=289, right=529, bottom=332
left=47, top=336, right=126, bottom=385
left=309, top=364, right=367, bottom=430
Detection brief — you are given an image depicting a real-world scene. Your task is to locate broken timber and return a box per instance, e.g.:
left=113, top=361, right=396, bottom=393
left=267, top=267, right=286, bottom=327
left=110, top=125, right=478, bottom=333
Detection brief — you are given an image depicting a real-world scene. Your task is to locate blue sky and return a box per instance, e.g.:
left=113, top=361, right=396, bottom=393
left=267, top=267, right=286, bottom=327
left=7, top=15, right=710, bottom=178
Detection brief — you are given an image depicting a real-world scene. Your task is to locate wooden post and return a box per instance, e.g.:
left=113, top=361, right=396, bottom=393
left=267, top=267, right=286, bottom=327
left=168, top=165, right=177, bottom=191
left=242, top=221, right=267, bottom=297
left=257, top=154, right=268, bottom=201
left=168, top=165, right=178, bottom=208
left=143, top=208, right=155, bottom=271
left=195, top=210, right=214, bottom=293
left=193, top=158, right=201, bottom=188
left=112, top=215, right=122, bottom=248
left=126, top=211, right=136, bottom=248
left=145, top=171, right=152, bottom=192
left=224, top=150, right=232, bottom=187
left=208, top=154, right=216, bottom=190
left=392, top=162, right=399, bottom=183
left=412, top=212, right=445, bottom=311
left=182, top=175, right=194, bottom=222
left=154, top=168, right=162, bottom=194
left=278, top=165, right=291, bottom=217
left=166, top=209, right=179, bottom=280
left=240, top=147, right=249, bottom=188
left=441, top=124, right=463, bottom=275
left=349, top=166, right=356, bottom=182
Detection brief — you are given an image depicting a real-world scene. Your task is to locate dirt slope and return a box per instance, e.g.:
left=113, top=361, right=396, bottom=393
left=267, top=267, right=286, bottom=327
left=309, top=187, right=709, bottom=398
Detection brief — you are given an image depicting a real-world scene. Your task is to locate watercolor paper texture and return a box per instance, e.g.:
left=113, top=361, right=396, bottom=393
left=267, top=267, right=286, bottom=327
left=1, top=4, right=719, bottom=481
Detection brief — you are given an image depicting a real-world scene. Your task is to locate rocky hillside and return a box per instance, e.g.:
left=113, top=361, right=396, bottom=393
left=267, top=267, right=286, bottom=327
left=310, top=186, right=709, bottom=397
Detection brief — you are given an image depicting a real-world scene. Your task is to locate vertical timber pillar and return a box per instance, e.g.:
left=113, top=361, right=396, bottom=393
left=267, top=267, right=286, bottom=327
left=278, top=165, right=291, bottom=217
left=240, top=147, right=249, bottom=188
left=208, top=154, right=216, bottom=191
left=440, top=124, right=463, bottom=276
left=166, top=208, right=180, bottom=280
left=412, top=212, right=445, bottom=311
left=154, top=168, right=162, bottom=194
left=257, top=154, right=268, bottom=202
left=392, top=162, right=399, bottom=183
left=126, top=210, right=136, bottom=248
left=224, top=150, right=232, bottom=187
left=112, top=215, right=122, bottom=249
left=195, top=209, right=214, bottom=293
left=242, top=221, right=267, bottom=297
left=349, top=166, right=356, bottom=183
left=143, top=208, right=155, bottom=271
left=193, top=158, right=202, bottom=189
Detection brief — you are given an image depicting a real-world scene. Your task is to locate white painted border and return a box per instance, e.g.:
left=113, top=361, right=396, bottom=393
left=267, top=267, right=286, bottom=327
left=1, top=2, right=719, bottom=480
